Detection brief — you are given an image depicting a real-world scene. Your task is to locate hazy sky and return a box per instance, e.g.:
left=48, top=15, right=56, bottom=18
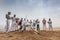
left=0, top=0, right=60, bottom=29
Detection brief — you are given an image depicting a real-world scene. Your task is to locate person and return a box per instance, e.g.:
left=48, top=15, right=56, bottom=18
left=33, top=19, right=40, bottom=33
left=4, top=12, right=11, bottom=33
left=48, top=18, right=53, bottom=31
left=15, top=19, right=19, bottom=31
left=18, top=18, right=23, bottom=30
left=36, top=19, right=40, bottom=31
left=42, top=18, right=46, bottom=31
left=21, top=18, right=26, bottom=32
left=32, top=20, right=36, bottom=29
left=11, top=14, right=17, bottom=31
left=25, top=19, right=30, bottom=32
left=29, top=20, right=32, bottom=24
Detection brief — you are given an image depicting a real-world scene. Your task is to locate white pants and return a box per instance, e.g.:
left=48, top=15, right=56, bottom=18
left=11, top=21, right=16, bottom=31
left=4, top=20, right=11, bottom=32
left=11, top=22, right=18, bottom=31
left=49, top=24, right=52, bottom=31
left=21, top=25, right=25, bottom=31
left=43, top=24, right=46, bottom=30
left=15, top=24, right=18, bottom=30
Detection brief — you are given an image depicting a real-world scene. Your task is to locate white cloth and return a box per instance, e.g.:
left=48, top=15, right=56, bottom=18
left=26, top=22, right=30, bottom=31
left=15, top=23, right=18, bottom=30
left=43, top=24, right=46, bottom=30
left=26, top=26, right=30, bottom=31
left=10, top=17, right=18, bottom=31
left=4, top=19, right=12, bottom=32
left=21, top=20, right=26, bottom=31
left=3, top=14, right=12, bottom=33
left=11, top=21, right=16, bottom=31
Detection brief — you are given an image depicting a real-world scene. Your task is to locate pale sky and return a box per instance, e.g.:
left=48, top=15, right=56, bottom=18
left=0, top=0, right=60, bottom=29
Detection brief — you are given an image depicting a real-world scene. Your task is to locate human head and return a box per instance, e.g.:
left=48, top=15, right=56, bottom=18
left=21, top=18, right=23, bottom=20
left=43, top=18, right=46, bottom=21
left=49, top=18, right=51, bottom=21
left=14, top=14, right=16, bottom=17
left=43, top=18, right=45, bottom=20
left=8, top=12, right=11, bottom=15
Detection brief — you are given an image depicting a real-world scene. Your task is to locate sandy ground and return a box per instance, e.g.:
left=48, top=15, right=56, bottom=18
left=0, top=30, right=60, bottom=40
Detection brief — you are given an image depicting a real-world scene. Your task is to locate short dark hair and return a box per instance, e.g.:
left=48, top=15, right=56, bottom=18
left=49, top=18, right=51, bottom=21
left=14, top=14, right=16, bottom=17
left=8, top=12, right=11, bottom=15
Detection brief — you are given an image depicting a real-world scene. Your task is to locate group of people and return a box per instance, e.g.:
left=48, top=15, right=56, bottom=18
left=4, top=12, right=53, bottom=33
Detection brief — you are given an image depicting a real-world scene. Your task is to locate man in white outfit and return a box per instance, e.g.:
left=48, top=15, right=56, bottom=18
left=32, top=20, right=36, bottom=29
left=48, top=18, right=53, bottom=31
left=25, top=19, right=30, bottom=32
left=5, top=12, right=11, bottom=33
left=11, top=14, right=16, bottom=31
left=21, top=18, right=26, bottom=32
left=42, top=18, right=46, bottom=31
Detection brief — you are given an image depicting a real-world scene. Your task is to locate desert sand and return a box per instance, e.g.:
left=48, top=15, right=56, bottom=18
left=0, top=29, right=60, bottom=40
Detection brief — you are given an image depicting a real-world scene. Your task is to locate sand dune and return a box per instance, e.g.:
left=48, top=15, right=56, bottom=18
left=0, top=30, right=60, bottom=40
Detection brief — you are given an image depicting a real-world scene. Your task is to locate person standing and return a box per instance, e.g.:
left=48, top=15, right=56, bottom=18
left=21, top=18, right=26, bottom=32
left=36, top=19, right=40, bottom=31
left=15, top=18, right=19, bottom=31
left=48, top=18, right=53, bottom=31
left=30, top=20, right=32, bottom=24
left=18, top=18, right=23, bottom=30
left=42, top=18, right=46, bottom=31
left=29, top=20, right=32, bottom=29
left=11, top=14, right=16, bottom=31
left=4, top=12, right=11, bottom=33
left=25, top=19, right=30, bottom=32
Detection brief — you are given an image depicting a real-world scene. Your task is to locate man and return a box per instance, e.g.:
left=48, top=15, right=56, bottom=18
left=36, top=19, right=40, bottom=31
left=11, top=14, right=16, bottom=31
left=5, top=12, right=11, bottom=33
left=29, top=20, right=32, bottom=24
left=42, top=18, right=46, bottom=31
left=48, top=18, right=53, bottom=31
left=18, top=18, right=23, bottom=30
left=32, top=20, right=36, bottom=29
left=15, top=18, right=19, bottom=31
left=25, top=19, right=31, bottom=32
left=21, top=18, right=26, bottom=32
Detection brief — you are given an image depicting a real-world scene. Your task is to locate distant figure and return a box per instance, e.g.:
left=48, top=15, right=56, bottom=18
left=5, top=12, right=11, bottom=33
left=48, top=18, right=53, bottom=31
left=29, top=20, right=32, bottom=25
left=36, top=19, right=40, bottom=31
left=25, top=19, right=30, bottom=32
left=21, top=18, right=26, bottom=32
left=18, top=18, right=23, bottom=30
left=42, top=18, right=46, bottom=31
left=33, top=20, right=36, bottom=29
left=15, top=18, right=19, bottom=31
left=11, top=14, right=17, bottom=31
left=29, top=20, right=32, bottom=29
